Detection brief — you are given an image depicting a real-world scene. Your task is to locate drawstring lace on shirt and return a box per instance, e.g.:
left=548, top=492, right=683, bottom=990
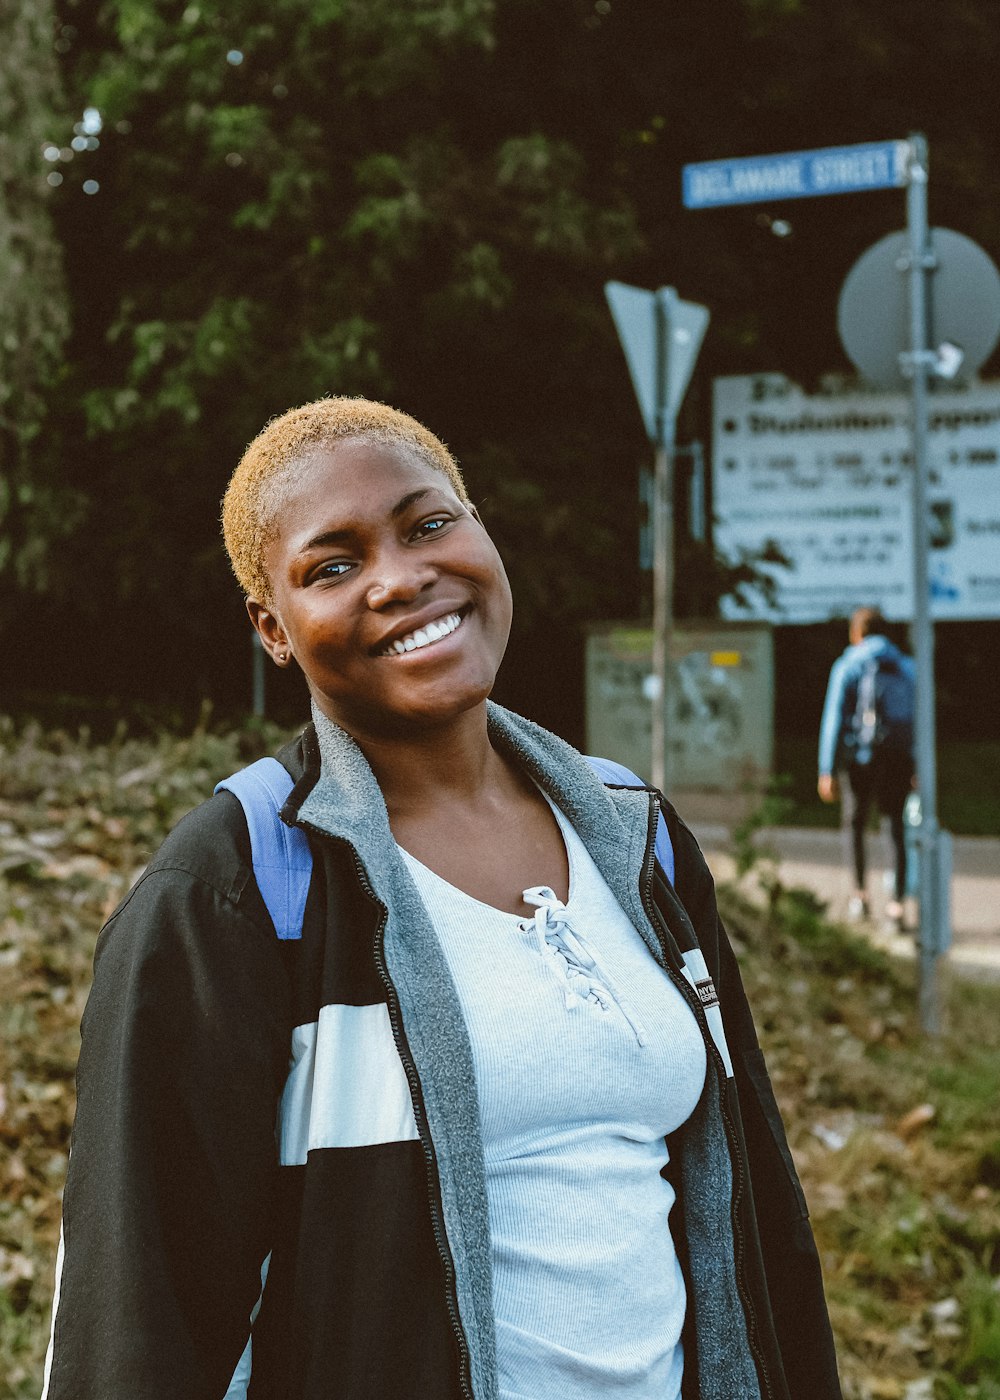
left=519, top=887, right=648, bottom=1046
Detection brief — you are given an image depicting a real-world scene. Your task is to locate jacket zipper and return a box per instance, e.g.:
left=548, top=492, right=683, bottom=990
left=300, top=824, right=476, bottom=1400
left=637, top=791, right=775, bottom=1400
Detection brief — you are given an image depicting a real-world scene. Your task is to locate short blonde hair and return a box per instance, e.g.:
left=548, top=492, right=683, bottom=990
left=222, top=396, right=469, bottom=602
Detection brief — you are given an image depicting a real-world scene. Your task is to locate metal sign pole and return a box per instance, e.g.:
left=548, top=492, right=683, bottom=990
left=903, top=132, right=943, bottom=1033
left=682, top=136, right=965, bottom=1036
left=651, top=290, right=676, bottom=794
left=605, top=279, right=708, bottom=792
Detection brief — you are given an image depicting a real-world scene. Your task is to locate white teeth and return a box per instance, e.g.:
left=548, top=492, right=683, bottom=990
left=381, top=612, right=463, bottom=656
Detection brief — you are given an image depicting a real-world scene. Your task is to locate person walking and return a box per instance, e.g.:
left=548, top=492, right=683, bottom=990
left=818, top=607, right=916, bottom=926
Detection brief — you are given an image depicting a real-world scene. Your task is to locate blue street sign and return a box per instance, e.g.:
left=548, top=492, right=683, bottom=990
left=683, top=140, right=909, bottom=210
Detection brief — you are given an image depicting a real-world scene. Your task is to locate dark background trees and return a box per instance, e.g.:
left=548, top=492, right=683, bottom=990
left=6, top=0, right=1000, bottom=744
left=0, top=2, right=77, bottom=615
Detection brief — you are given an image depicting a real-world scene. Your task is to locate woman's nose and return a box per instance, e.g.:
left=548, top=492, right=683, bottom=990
left=365, top=547, right=439, bottom=609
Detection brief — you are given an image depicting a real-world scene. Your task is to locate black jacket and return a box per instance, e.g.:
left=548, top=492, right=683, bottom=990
left=44, top=705, right=841, bottom=1400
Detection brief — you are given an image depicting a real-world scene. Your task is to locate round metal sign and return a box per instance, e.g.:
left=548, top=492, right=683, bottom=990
left=838, top=227, right=1000, bottom=389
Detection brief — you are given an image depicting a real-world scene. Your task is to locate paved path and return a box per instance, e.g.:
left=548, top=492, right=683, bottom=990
left=673, top=790, right=1000, bottom=979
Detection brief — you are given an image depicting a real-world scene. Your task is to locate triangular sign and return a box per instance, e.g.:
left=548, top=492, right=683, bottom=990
left=605, top=281, right=659, bottom=441
left=660, top=290, right=710, bottom=420
left=606, top=282, right=710, bottom=442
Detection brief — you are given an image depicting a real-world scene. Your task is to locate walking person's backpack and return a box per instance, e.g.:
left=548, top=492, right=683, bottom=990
left=849, top=653, right=914, bottom=763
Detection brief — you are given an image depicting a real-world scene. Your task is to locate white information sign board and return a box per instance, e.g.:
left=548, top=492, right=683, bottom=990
left=713, top=375, right=1000, bottom=622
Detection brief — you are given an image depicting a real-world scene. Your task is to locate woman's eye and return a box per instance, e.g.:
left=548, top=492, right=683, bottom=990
left=315, top=560, right=355, bottom=580
left=413, top=514, right=452, bottom=538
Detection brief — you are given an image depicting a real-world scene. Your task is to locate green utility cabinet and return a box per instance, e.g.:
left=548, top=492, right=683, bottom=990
left=585, top=622, right=774, bottom=791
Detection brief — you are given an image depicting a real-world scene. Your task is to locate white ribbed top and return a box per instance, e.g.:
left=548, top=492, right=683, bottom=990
left=398, top=799, right=707, bottom=1400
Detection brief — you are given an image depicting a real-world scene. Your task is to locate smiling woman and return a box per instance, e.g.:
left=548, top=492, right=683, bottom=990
left=42, top=397, right=843, bottom=1400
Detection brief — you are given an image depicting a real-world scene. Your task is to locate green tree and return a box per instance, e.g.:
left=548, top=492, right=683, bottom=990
left=24, top=0, right=1000, bottom=729
left=0, top=1, right=77, bottom=600
left=43, top=0, right=649, bottom=717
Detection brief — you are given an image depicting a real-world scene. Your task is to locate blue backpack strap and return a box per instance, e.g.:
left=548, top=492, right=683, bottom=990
left=215, top=753, right=670, bottom=936
left=215, top=757, right=313, bottom=940
left=585, top=755, right=675, bottom=886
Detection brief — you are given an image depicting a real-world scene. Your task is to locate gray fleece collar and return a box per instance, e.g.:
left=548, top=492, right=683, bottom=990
left=301, top=699, right=658, bottom=905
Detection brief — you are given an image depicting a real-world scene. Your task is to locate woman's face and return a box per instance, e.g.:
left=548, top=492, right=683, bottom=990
left=250, top=438, right=513, bottom=740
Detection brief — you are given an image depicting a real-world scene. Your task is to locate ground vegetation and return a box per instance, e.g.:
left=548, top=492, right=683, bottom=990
left=1, top=719, right=998, bottom=1397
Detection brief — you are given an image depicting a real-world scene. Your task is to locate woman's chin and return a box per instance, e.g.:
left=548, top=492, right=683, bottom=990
left=386, top=683, right=495, bottom=734
left=319, top=680, right=496, bottom=742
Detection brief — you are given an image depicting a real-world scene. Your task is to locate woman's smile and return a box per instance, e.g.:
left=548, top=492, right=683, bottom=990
left=375, top=608, right=467, bottom=657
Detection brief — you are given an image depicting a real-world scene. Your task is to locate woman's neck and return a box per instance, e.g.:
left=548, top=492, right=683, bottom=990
left=324, top=702, right=514, bottom=816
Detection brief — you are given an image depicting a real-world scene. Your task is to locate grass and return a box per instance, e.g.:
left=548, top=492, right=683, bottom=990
left=720, top=880, right=1000, bottom=1399
left=1, top=717, right=999, bottom=1399
left=774, top=736, right=1000, bottom=837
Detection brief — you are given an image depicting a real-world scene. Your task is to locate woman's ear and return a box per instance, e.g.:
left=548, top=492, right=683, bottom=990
left=246, top=597, right=293, bottom=667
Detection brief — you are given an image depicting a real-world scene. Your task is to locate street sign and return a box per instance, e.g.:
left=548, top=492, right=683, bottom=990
left=686, top=131, right=950, bottom=1033
left=605, top=282, right=709, bottom=441
left=712, top=374, right=1000, bottom=623
left=605, top=281, right=659, bottom=441
left=838, top=227, right=1000, bottom=390
left=662, top=291, right=710, bottom=420
left=682, top=140, right=909, bottom=210
left=605, top=279, right=710, bottom=794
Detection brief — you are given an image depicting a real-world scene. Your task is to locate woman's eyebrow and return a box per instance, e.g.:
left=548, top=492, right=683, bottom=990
left=390, top=487, right=435, bottom=519
left=298, top=489, right=440, bottom=555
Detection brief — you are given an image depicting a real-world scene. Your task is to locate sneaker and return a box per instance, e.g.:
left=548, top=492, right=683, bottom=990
left=847, top=894, right=870, bottom=922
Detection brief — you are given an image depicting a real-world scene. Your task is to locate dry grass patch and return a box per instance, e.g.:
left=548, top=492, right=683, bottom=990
left=1, top=720, right=998, bottom=1399
left=723, top=884, right=1000, bottom=1399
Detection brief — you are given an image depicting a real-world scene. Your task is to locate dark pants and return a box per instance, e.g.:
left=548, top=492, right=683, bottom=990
left=842, top=752, right=915, bottom=900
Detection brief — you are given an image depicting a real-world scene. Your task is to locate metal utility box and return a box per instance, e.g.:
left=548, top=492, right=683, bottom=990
left=585, top=621, right=774, bottom=790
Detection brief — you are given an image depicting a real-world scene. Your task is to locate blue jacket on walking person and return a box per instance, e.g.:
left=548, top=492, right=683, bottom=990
left=818, top=631, right=916, bottom=777
left=818, top=609, right=916, bottom=925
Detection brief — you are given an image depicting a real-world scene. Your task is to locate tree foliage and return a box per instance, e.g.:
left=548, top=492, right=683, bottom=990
left=11, top=0, right=1000, bottom=726
left=0, top=1, right=77, bottom=600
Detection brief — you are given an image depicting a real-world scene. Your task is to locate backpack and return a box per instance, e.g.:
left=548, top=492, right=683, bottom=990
left=216, top=754, right=675, bottom=941
left=848, top=653, right=914, bottom=762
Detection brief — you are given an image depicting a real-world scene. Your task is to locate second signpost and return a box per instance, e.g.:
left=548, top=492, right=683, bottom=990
left=605, top=281, right=709, bottom=794
left=682, top=134, right=955, bottom=1033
